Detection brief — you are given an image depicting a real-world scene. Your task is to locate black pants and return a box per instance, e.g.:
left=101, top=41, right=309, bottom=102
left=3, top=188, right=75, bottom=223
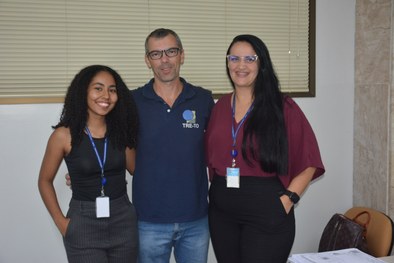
left=63, top=194, right=138, bottom=263
left=209, top=175, right=295, bottom=263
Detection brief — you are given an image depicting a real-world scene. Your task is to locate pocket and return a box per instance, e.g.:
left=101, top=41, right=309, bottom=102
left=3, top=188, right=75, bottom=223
left=64, top=216, right=73, bottom=239
left=64, top=209, right=79, bottom=241
left=276, top=195, right=290, bottom=215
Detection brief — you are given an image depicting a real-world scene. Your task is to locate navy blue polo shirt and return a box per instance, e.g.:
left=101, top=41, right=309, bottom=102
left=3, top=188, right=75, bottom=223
left=131, top=78, right=214, bottom=223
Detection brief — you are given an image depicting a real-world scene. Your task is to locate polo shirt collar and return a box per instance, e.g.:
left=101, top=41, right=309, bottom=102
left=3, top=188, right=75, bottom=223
left=141, top=78, right=196, bottom=103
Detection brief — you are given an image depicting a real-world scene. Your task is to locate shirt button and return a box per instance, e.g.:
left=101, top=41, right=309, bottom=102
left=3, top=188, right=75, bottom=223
left=167, top=109, right=171, bottom=113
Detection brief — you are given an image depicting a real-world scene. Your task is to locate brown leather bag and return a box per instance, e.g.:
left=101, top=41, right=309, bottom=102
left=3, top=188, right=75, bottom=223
left=318, top=211, right=370, bottom=253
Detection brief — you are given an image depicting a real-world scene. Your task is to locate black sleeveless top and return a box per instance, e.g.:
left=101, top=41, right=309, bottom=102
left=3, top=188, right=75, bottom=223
left=64, top=133, right=127, bottom=201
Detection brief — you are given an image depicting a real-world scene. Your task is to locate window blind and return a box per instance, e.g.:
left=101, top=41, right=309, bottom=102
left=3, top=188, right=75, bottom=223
left=0, top=0, right=313, bottom=104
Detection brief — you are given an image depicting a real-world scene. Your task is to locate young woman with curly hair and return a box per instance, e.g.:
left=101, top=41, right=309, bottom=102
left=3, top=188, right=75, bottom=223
left=38, top=65, right=139, bottom=263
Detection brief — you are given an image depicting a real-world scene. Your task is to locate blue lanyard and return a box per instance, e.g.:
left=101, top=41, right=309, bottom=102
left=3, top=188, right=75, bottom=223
left=85, top=127, right=108, bottom=196
left=231, top=94, right=253, bottom=166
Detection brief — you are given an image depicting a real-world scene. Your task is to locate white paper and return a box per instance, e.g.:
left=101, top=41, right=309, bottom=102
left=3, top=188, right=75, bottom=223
left=288, top=248, right=386, bottom=263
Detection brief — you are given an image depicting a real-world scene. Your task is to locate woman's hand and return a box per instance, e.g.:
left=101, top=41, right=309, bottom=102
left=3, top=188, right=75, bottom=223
left=280, top=167, right=317, bottom=214
left=57, top=217, right=71, bottom=237
left=280, top=195, right=294, bottom=214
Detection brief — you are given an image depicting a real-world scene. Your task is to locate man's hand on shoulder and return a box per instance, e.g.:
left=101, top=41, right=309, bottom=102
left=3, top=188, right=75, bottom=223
left=65, top=173, right=72, bottom=188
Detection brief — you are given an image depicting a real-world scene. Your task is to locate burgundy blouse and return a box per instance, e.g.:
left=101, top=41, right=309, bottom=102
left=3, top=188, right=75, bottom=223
left=205, top=93, right=325, bottom=188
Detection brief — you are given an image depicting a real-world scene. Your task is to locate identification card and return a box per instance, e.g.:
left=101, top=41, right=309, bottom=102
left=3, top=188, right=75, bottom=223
left=96, top=196, right=110, bottom=218
left=226, top=167, right=240, bottom=188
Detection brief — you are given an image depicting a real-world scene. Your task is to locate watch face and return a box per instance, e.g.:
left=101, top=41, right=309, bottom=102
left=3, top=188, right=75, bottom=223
left=292, top=195, right=300, bottom=204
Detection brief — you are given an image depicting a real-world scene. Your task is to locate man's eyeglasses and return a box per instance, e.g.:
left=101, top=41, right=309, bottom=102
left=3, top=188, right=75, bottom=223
left=227, top=55, right=258, bottom=64
left=147, top=47, right=181, bottom=60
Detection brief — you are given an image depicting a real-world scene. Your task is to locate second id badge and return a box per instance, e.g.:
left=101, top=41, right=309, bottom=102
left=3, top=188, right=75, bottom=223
left=96, top=196, right=110, bottom=218
left=226, top=167, right=240, bottom=188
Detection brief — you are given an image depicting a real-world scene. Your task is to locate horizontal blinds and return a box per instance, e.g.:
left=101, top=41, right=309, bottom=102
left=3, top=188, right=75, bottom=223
left=224, top=0, right=310, bottom=94
left=0, top=0, right=312, bottom=104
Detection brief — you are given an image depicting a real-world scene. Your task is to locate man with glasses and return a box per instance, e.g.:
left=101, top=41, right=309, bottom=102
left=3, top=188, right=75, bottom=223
left=131, top=28, right=214, bottom=263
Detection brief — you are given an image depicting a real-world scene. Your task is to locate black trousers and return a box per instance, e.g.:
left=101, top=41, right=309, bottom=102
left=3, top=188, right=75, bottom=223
left=209, top=175, right=295, bottom=263
left=63, top=194, right=138, bottom=263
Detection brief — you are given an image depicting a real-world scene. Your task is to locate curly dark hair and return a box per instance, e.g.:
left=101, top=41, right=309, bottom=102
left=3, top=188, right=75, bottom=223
left=226, top=35, right=288, bottom=175
left=53, top=65, right=138, bottom=150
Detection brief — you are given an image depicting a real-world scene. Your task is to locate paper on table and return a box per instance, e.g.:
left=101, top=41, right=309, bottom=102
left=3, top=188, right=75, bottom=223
left=288, top=248, right=386, bottom=263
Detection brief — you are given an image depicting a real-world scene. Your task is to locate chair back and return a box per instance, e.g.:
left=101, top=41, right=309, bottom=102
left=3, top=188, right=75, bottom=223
left=344, top=207, right=394, bottom=257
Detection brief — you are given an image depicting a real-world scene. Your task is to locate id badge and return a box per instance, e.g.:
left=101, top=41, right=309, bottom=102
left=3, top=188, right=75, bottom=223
left=226, top=167, right=240, bottom=188
left=96, top=196, right=110, bottom=218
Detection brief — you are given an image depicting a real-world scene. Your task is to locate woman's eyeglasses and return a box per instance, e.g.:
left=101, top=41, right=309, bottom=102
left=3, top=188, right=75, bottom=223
left=227, top=55, right=258, bottom=64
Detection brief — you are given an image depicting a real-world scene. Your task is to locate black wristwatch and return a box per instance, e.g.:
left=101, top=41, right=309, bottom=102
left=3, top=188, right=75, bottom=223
left=281, top=190, right=300, bottom=204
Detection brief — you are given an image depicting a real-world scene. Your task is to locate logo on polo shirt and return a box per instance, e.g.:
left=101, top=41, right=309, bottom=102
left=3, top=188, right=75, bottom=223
left=182, top=109, right=199, bottom=128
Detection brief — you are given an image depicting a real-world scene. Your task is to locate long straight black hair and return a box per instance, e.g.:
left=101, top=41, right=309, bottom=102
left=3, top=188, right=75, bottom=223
left=226, top=35, right=288, bottom=175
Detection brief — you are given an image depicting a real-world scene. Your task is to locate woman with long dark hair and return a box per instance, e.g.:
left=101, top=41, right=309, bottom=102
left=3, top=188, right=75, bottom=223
left=205, top=35, right=325, bottom=263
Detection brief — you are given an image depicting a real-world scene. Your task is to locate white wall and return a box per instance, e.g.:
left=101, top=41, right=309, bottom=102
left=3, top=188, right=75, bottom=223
left=0, top=0, right=355, bottom=262
left=291, top=0, right=355, bottom=253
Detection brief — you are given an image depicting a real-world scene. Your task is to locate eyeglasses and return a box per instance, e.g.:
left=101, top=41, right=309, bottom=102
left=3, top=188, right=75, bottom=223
left=227, top=55, right=258, bottom=64
left=147, top=47, right=181, bottom=60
